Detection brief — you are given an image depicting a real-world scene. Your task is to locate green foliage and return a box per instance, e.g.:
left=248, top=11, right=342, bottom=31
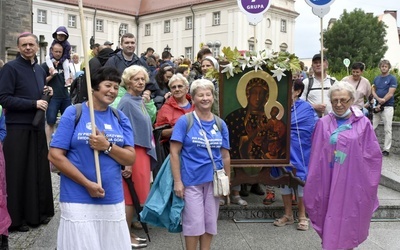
left=324, top=9, right=387, bottom=73
left=330, top=68, right=400, bottom=121
left=218, top=47, right=300, bottom=79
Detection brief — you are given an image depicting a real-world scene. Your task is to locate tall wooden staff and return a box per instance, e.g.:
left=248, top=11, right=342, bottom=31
left=305, top=0, right=336, bottom=116
left=320, top=18, right=325, bottom=105
left=78, top=0, right=102, bottom=187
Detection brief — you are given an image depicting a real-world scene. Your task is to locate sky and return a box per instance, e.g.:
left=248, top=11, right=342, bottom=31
left=294, top=0, right=400, bottom=59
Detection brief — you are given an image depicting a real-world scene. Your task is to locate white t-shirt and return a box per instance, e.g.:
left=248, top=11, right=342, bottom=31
left=300, top=76, right=337, bottom=116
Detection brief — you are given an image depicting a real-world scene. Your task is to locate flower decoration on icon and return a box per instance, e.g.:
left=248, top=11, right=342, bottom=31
left=217, top=46, right=301, bottom=80
left=271, top=65, right=287, bottom=81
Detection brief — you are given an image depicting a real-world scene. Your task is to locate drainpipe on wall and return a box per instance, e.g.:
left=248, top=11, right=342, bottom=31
left=93, top=9, right=97, bottom=43
left=135, top=15, right=140, bottom=54
left=190, top=5, right=195, bottom=61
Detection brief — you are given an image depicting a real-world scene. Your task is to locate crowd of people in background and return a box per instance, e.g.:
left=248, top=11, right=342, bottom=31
left=0, top=25, right=397, bottom=250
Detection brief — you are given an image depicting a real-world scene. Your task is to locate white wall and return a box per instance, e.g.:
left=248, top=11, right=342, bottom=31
left=380, top=14, right=400, bottom=70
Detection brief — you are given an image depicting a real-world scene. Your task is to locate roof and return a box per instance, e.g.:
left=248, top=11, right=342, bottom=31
left=140, top=0, right=212, bottom=15
left=50, top=0, right=216, bottom=16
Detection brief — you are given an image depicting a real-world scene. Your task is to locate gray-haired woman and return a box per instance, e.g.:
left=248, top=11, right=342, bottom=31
left=170, top=79, right=230, bottom=250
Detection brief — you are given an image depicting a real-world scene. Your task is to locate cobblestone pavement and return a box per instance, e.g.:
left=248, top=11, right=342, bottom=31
left=8, top=173, right=60, bottom=249
left=7, top=154, right=400, bottom=249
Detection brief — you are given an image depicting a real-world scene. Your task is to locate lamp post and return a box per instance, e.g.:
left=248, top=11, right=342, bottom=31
left=164, top=44, right=171, bottom=52
left=206, top=40, right=221, bottom=57
left=38, top=35, right=48, bottom=64
left=118, top=24, right=124, bottom=49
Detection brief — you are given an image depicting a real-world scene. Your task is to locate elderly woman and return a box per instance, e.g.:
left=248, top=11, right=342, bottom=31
left=153, top=74, right=195, bottom=177
left=170, top=78, right=230, bottom=250
left=117, top=65, right=157, bottom=248
left=273, top=79, right=318, bottom=230
left=154, top=73, right=195, bottom=140
left=303, top=81, right=382, bottom=249
left=48, top=67, right=135, bottom=249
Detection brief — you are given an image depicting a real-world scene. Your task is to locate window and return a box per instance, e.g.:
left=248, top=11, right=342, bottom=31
left=71, top=45, right=77, bottom=53
left=265, top=39, right=273, bottom=50
left=213, top=12, right=220, bottom=26
left=248, top=37, right=255, bottom=51
left=249, top=44, right=254, bottom=51
left=279, top=43, right=288, bottom=52
left=185, top=47, right=192, bottom=59
left=96, top=19, right=104, bottom=32
left=37, top=9, right=47, bottom=23
left=280, top=19, right=287, bottom=33
left=120, top=23, right=128, bottom=35
left=145, top=24, right=151, bottom=36
left=68, top=15, right=77, bottom=28
left=266, top=18, right=271, bottom=28
left=185, top=16, right=193, bottom=30
left=164, top=20, right=171, bottom=33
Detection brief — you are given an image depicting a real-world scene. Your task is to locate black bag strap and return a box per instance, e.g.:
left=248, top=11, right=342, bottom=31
left=305, top=77, right=335, bottom=101
left=74, top=103, right=120, bottom=128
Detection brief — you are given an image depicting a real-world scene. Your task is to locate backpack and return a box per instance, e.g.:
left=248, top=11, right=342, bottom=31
left=70, top=74, right=88, bottom=104
left=185, top=112, right=223, bottom=133
left=305, top=77, right=336, bottom=101
left=74, top=103, right=120, bottom=127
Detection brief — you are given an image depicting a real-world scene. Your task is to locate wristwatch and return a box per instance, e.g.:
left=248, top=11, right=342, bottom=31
left=104, top=142, right=113, bottom=155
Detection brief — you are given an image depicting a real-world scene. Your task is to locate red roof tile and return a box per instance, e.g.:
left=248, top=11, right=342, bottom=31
left=50, top=0, right=217, bottom=16
left=51, top=0, right=140, bottom=15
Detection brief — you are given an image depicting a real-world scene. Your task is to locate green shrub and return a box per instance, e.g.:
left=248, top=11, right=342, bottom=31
left=330, top=68, right=400, bottom=121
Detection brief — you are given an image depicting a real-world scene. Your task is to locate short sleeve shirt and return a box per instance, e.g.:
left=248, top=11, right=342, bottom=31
left=171, top=114, right=230, bottom=186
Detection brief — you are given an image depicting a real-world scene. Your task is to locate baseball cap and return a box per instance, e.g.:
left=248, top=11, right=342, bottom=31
left=104, top=41, right=114, bottom=46
left=56, top=31, right=67, bottom=36
left=312, top=53, right=327, bottom=61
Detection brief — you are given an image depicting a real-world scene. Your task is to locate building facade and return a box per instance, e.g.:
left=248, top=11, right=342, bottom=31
left=31, top=0, right=298, bottom=61
left=0, top=0, right=33, bottom=62
left=33, top=0, right=136, bottom=64
left=138, top=0, right=298, bottom=60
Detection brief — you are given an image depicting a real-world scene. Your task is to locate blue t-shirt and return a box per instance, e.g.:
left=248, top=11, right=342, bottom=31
left=373, top=74, right=397, bottom=106
left=50, top=103, right=134, bottom=204
left=171, top=114, right=230, bottom=187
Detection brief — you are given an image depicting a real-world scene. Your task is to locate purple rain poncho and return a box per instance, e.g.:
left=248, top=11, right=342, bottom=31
left=303, top=107, right=382, bottom=250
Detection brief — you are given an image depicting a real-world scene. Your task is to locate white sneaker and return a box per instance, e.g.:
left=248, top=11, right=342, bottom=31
left=231, top=195, right=247, bottom=206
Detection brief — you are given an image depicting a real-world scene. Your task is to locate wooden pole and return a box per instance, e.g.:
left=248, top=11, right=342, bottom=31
left=320, top=17, right=324, bottom=105
left=253, top=24, right=257, bottom=52
left=78, top=0, right=102, bottom=187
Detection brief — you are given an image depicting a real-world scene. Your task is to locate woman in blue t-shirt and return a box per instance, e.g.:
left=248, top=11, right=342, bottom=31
left=48, top=67, right=135, bottom=250
left=170, top=78, right=230, bottom=250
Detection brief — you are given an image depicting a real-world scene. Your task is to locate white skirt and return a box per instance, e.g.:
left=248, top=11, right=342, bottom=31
left=57, top=201, right=131, bottom=250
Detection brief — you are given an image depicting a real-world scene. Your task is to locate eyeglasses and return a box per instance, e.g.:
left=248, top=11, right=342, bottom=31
left=331, top=98, right=352, bottom=105
left=132, top=77, right=146, bottom=83
left=170, top=84, right=184, bottom=90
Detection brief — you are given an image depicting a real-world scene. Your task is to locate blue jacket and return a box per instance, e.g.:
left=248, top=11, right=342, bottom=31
left=140, top=155, right=184, bottom=233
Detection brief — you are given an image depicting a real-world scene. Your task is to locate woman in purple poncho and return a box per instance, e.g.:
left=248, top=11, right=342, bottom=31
left=303, top=81, right=382, bottom=250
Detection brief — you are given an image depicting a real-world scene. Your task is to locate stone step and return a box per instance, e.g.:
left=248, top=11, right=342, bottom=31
left=219, top=185, right=400, bottom=220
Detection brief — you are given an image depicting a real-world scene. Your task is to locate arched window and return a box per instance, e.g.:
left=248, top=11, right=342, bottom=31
left=279, top=43, right=288, bottom=52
